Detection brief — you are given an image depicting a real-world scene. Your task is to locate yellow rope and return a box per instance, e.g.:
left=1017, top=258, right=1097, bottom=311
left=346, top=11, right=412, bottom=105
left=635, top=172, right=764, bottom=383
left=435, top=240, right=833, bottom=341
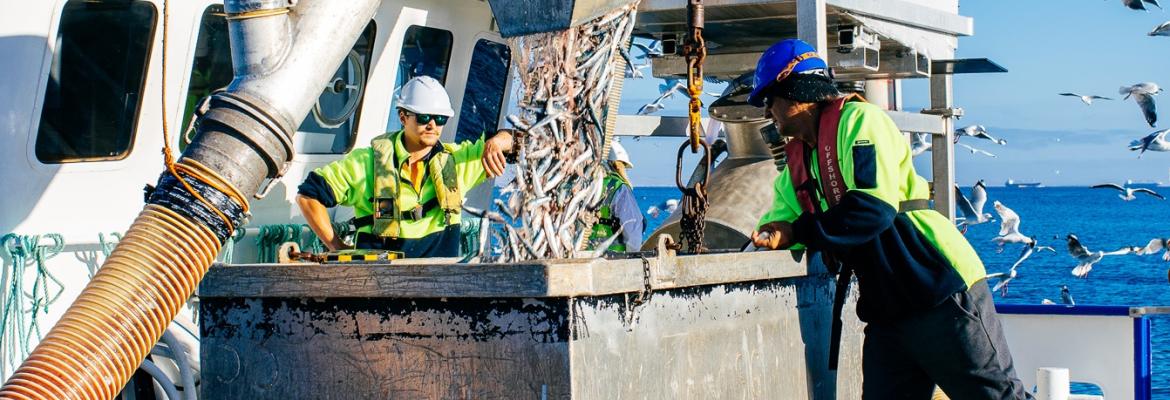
left=225, top=8, right=290, bottom=21
left=159, top=0, right=250, bottom=234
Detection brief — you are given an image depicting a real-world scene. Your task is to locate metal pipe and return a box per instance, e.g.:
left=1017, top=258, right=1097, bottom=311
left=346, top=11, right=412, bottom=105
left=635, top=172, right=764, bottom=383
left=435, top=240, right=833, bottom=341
left=186, top=0, right=381, bottom=193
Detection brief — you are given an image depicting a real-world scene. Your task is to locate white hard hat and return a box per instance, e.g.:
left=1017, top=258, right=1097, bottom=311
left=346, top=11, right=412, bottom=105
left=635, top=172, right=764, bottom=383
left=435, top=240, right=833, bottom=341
left=607, top=141, right=633, bottom=168
left=395, top=76, right=455, bottom=117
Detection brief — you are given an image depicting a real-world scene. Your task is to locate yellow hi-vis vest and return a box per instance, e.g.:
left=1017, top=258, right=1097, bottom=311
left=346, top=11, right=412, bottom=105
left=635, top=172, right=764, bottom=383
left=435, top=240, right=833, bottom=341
left=370, top=132, right=463, bottom=238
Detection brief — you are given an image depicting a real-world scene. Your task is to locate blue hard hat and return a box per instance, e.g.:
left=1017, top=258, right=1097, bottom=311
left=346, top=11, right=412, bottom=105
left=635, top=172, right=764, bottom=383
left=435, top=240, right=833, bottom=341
left=747, top=39, right=829, bottom=107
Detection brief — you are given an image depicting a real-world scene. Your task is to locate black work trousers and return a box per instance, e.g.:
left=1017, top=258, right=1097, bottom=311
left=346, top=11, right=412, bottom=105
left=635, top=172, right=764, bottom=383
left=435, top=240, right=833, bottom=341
left=862, top=280, right=1032, bottom=400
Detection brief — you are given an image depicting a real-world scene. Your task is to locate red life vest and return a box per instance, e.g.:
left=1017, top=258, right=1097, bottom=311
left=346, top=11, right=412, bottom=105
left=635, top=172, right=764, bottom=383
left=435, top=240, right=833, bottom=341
left=783, top=93, right=865, bottom=213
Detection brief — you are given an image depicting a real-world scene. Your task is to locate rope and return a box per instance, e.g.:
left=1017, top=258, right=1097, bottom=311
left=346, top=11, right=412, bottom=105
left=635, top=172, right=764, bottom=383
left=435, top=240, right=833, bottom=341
left=158, top=0, right=250, bottom=237
left=218, top=227, right=246, bottom=264
left=0, top=234, right=65, bottom=378
left=225, top=7, right=290, bottom=21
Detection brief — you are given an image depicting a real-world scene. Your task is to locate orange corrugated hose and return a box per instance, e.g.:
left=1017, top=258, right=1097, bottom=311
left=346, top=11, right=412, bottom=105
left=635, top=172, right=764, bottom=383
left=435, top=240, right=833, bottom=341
left=0, top=0, right=249, bottom=397
left=0, top=203, right=222, bottom=399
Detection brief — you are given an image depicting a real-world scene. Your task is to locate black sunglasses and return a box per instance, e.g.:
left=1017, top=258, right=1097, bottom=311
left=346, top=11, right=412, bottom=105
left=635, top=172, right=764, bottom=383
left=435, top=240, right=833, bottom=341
left=408, top=112, right=449, bottom=126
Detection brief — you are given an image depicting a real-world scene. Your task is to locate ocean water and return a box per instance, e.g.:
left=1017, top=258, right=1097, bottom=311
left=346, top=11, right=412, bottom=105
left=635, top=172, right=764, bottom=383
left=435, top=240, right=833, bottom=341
left=633, top=185, right=1170, bottom=396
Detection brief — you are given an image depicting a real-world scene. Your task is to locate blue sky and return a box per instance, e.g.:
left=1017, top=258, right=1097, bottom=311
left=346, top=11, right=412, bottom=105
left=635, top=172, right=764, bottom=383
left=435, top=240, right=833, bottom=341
left=615, top=2, right=1170, bottom=187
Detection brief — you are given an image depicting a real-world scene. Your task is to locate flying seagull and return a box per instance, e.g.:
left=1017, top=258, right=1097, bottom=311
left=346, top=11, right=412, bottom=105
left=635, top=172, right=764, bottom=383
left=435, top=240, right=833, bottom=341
left=1150, top=21, right=1170, bottom=36
left=1066, top=234, right=1141, bottom=277
left=1091, top=183, right=1166, bottom=201
left=637, top=86, right=678, bottom=115
left=1137, top=237, right=1170, bottom=261
left=631, top=41, right=663, bottom=59
left=1058, top=92, right=1113, bottom=105
left=955, top=125, right=1007, bottom=145
left=1061, top=285, right=1075, bottom=306
left=910, top=132, right=931, bottom=156
left=659, top=78, right=688, bottom=98
left=986, top=241, right=1056, bottom=296
left=1120, top=82, right=1161, bottom=127
left=990, top=201, right=1049, bottom=252
left=957, top=142, right=998, bottom=158
left=1129, top=129, right=1170, bottom=157
left=1121, top=0, right=1162, bottom=11
left=625, top=62, right=650, bottom=79
left=955, top=180, right=994, bottom=232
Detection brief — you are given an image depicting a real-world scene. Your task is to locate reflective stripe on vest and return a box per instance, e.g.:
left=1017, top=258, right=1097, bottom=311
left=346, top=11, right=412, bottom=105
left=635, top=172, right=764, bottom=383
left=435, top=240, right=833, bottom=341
left=369, top=132, right=463, bottom=239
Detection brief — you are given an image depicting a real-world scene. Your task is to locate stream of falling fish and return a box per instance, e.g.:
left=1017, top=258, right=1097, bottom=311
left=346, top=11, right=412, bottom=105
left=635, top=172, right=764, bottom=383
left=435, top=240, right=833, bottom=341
left=465, top=2, right=641, bottom=262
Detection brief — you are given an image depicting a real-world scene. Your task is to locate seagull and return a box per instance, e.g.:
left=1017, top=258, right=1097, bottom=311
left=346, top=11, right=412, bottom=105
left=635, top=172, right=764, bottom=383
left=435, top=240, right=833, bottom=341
left=1058, top=92, right=1113, bottom=105
left=991, top=201, right=1047, bottom=252
left=631, top=41, right=663, bottom=59
left=636, top=91, right=674, bottom=115
left=659, top=79, right=688, bottom=98
left=910, top=132, right=931, bottom=156
left=985, top=269, right=1018, bottom=297
left=646, top=199, right=679, bottom=219
left=625, top=63, right=650, bottom=79
left=955, top=125, right=1007, bottom=145
left=1066, top=234, right=1141, bottom=277
left=1120, top=83, right=1161, bottom=127
left=957, top=142, right=998, bottom=158
left=1061, top=285, right=1075, bottom=305
left=1136, top=237, right=1170, bottom=261
left=1129, top=129, right=1170, bottom=157
left=1090, top=183, right=1166, bottom=201
left=1150, top=21, right=1170, bottom=36
left=955, top=180, right=994, bottom=232
left=1121, top=0, right=1162, bottom=11
left=986, top=241, right=1056, bottom=296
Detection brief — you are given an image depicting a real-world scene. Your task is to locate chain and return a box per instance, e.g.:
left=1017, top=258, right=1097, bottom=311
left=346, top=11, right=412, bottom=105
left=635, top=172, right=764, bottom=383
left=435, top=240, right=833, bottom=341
left=674, top=139, right=711, bottom=254
left=682, top=0, right=706, bottom=153
left=633, top=257, right=653, bottom=305
left=667, top=0, right=710, bottom=254
left=678, top=185, right=708, bottom=253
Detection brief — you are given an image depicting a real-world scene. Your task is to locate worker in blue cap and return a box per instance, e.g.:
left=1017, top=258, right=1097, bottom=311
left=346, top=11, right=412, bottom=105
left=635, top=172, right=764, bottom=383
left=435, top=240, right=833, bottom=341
left=748, top=39, right=1031, bottom=399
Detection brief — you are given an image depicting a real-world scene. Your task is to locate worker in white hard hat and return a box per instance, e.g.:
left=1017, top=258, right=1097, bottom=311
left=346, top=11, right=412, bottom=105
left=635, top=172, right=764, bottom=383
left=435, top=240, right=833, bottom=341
left=588, top=140, right=644, bottom=252
left=296, top=76, right=516, bottom=257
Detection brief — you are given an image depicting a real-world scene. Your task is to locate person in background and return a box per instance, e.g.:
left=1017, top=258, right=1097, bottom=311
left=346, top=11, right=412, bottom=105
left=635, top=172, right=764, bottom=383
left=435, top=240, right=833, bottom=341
left=747, top=39, right=1031, bottom=399
left=296, top=76, right=516, bottom=258
left=590, top=141, right=644, bottom=252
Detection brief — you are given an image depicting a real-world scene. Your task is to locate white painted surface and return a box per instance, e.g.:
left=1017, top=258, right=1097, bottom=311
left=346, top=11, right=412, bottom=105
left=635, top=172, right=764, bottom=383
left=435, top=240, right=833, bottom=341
left=1000, top=313, right=1135, bottom=400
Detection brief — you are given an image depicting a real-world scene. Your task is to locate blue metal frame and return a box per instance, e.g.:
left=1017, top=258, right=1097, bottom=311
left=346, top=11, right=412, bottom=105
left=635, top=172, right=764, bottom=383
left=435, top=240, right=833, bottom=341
left=995, top=303, right=1130, bottom=316
left=1135, top=317, right=1152, bottom=400
left=995, top=303, right=1153, bottom=400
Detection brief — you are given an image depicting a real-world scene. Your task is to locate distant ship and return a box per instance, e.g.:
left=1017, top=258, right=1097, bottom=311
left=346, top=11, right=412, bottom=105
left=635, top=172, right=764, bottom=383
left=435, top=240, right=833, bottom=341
left=1004, top=179, right=1043, bottom=188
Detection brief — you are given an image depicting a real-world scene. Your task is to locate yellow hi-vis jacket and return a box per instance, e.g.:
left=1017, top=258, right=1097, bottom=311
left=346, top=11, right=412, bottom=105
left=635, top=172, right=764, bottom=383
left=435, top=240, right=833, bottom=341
left=758, top=101, right=986, bottom=322
left=308, top=130, right=488, bottom=240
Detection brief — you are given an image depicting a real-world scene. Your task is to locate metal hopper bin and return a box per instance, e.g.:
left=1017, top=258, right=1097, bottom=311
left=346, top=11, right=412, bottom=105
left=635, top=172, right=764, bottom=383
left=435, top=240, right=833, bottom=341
left=197, top=237, right=863, bottom=399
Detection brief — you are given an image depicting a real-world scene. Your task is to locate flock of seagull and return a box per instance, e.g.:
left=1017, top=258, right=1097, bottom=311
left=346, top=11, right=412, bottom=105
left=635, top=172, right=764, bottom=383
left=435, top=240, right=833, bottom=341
left=943, top=4, right=1170, bottom=303
left=955, top=179, right=1170, bottom=303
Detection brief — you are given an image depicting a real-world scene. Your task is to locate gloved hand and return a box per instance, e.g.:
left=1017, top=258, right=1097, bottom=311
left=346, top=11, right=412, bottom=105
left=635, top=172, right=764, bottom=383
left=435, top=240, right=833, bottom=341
left=751, top=221, right=794, bottom=250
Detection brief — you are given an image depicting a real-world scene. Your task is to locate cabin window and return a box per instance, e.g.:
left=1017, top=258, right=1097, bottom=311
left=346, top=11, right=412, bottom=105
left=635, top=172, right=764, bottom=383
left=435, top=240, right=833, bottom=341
left=35, top=1, right=157, bottom=163
left=182, top=6, right=375, bottom=154
left=454, top=39, right=511, bottom=142
left=387, top=25, right=454, bottom=132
